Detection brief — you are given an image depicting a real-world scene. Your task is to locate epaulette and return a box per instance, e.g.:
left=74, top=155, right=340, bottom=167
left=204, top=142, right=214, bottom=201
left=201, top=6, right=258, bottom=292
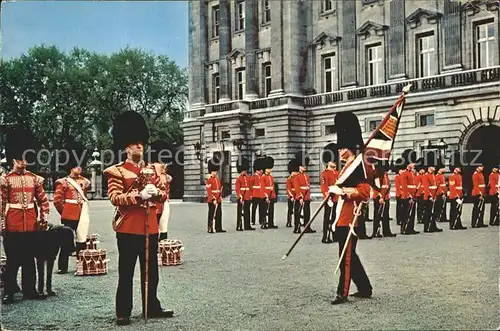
left=152, top=162, right=165, bottom=177
left=103, top=162, right=124, bottom=177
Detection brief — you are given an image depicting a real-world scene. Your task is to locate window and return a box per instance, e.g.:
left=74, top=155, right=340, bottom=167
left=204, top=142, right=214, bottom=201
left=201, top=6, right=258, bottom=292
left=263, top=64, right=272, bottom=97
left=322, top=0, right=333, bottom=12
left=255, top=128, right=266, bottom=137
left=213, top=74, right=220, bottom=103
left=368, top=119, right=381, bottom=131
left=367, top=44, right=383, bottom=85
left=323, top=54, right=336, bottom=93
left=212, top=6, right=220, bottom=38
left=263, top=0, right=271, bottom=23
left=475, top=21, right=496, bottom=69
left=417, top=33, right=437, bottom=77
left=236, top=69, right=246, bottom=100
left=324, top=124, right=335, bottom=135
left=418, top=113, right=434, bottom=127
left=236, top=1, right=245, bottom=31
left=220, top=130, right=231, bottom=140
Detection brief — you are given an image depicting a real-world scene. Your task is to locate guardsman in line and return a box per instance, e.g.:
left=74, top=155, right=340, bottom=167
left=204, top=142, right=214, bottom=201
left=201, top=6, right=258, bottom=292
left=435, top=166, right=448, bottom=223
left=394, top=166, right=403, bottom=226
left=1, top=125, right=49, bottom=304
left=471, top=165, right=488, bottom=228
left=293, top=156, right=316, bottom=234
left=488, top=166, right=499, bottom=226
left=448, top=167, right=466, bottom=230
left=320, top=144, right=339, bottom=243
left=104, top=111, right=174, bottom=325
left=250, top=159, right=265, bottom=226
left=235, top=157, right=254, bottom=231
left=285, top=160, right=297, bottom=228
left=415, top=163, right=426, bottom=224
left=54, top=142, right=91, bottom=274
left=328, top=111, right=372, bottom=305
left=422, top=166, right=443, bottom=232
left=205, top=158, right=225, bottom=233
left=262, top=156, right=278, bottom=229
left=371, top=171, right=396, bottom=238
left=400, top=161, right=419, bottom=235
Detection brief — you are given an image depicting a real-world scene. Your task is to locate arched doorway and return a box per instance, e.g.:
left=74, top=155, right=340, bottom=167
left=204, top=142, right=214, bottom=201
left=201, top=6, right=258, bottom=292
left=461, top=124, right=500, bottom=197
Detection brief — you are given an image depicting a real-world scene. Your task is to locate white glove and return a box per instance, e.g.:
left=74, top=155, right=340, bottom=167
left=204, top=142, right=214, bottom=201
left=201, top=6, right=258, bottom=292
left=145, top=184, right=158, bottom=196
left=456, top=199, right=462, bottom=205
left=327, top=200, right=334, bottom=207
left=139, top=188, right=152, bottom=200
left=328, top=185, right=343, bottom=195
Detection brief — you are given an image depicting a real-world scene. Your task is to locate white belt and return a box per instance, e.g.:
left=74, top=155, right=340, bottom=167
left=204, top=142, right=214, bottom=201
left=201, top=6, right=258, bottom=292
left=211, top=190, right=220, bottom=193
left=478, top=185, right=485, bottom=187
left=455, top=186, right=462, bottom=189
left=429, top=186, right=437, bottom=189
left=408, top=185, right=416, bottom=188
left=439, top=184, right=446, bottom=187
left=265, top=187, right=273, bottom=189
left=381, top=185, right=389, bottom=188
left=6, top=203, right=35, bottom=209
left=240, top=188, right=250, bottom=191
left=300, top=186, right=309, bottom=189
left=253, top=186, right=261, bottom=188
left=65, top=199, right=81, bottom=204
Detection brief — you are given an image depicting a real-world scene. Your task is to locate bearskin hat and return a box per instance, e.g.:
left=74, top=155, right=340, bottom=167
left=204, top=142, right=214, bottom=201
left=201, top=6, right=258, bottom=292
left=111, top=111, right=149, bottom=151
left=149, top=139, right=173, bottom=164
left=5, top=124, right=37, bottom=165
left=264, top=156, right=274, bottom=170
left=253, top=157, right=265, bottom=172
left=335, top=112, right=364, bottom=154
left=236, top=156, right=250, bottom=173
left=322, top=143, right=338, bottom=165
left=207, top=158, right=220, bottom=172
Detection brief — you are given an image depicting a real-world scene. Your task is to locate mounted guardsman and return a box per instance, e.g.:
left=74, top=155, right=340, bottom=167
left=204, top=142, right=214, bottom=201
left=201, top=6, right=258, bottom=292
left=1, top=124, right=49, bottom=304
left=53, top=141, right=91, bottom=274
left=104, top=111, right=174, bottom=326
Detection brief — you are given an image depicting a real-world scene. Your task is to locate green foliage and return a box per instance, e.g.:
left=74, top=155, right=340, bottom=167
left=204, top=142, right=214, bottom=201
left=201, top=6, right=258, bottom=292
left=0, top=45, right=187, bottom=151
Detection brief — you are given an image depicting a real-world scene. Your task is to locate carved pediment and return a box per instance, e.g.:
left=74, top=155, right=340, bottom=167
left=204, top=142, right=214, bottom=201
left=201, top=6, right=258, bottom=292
left=310, top=32, right=342, bottom=49
left=356, top=21, right=388, bottom=39
left=227, top=48, right=246, bottom=67
left=406, top=8, right=442, bottom=28
left=227, top=48, right=245, bottom=60
left=464, top=0, right=500, bottom=15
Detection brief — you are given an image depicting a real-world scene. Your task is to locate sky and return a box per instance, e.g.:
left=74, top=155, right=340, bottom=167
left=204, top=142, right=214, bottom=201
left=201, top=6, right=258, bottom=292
left=1, top=0, right=189, bottom=68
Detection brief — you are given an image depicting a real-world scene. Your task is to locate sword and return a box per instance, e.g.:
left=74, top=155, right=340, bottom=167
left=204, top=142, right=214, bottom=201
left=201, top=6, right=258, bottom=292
left=438, top=194, right=447, bottom=222
left=403, top=198, right=415, bottom=234
left=376, top=199, right=385, bottom=236
left=473, top=198, right=484, bottom=228
left=327, top=197, right=335, bottom=241
left=452, top=201, right=463, bottom=229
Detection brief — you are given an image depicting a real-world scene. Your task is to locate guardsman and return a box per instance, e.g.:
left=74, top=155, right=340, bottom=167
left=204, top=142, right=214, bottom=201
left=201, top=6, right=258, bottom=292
left=422, top=166, right=443, bottom=232
left=372, top=171, right=396, bottom=238
left=328, top=111, right=372, bottom=305
left=285, top=160, right=297, bottom=228
left=415, top=164, right=426, bottom=224
left=471, top=165, right=487, bottom=228
left=205, top=158, right=225, bottom=233
left=400, top=161, right=419, bottom=235
left=394, top=166, right=403, bottom=226
left=293, top=156, right=316, bottom=234
left=1, top=125, right=49, bottom=304
left=448, top=167, right=466, bottom=230
left=104, top=111, right=174, bottom=325
left=54, top=142, right=91, bottom=274
left=262, top=156, right=277, bottom=229
left=320, top=143, right=339, bottom=243
left=488, top=166, right=499, bottom=226
left=435, top=166, right=448, bottom=223
left=235, top=157, right=254, bottom=231
left=250, top=159, right=265, bottom=226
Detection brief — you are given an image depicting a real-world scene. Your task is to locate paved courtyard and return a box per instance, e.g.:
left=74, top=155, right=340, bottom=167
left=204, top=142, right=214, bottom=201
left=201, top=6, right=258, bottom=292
left=1, top=200, right=499, bottom=331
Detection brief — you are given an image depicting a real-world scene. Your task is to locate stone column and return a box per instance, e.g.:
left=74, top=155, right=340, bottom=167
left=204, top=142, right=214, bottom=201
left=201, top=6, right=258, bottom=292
left=283, top=0, right=305, bottom=95
left=219, top=0, right=231, bottom=102
left=443, top=0, right=462, bottom=70
left=340, top=0, right=357, bottom=87
left=269, top=0, right=285, bottom=96
left=245, top=0, right=259, bottom=100
left=188, top=1, right=207, bottom=107
left=389, top=0, right=406, bottom=79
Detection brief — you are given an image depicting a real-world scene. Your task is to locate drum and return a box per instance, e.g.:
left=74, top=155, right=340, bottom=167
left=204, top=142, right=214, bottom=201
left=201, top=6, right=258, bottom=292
left=86, top=234, right=100, bottom=250
left=0, top=256, right=6, bottom=288
left=158, top=239, right=184, bottom=266
left=75, top=249, right=109, bottom=276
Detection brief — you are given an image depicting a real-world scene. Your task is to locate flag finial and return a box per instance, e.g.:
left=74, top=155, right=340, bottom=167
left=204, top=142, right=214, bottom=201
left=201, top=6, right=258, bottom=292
left=402, top=84, right=412, bottom=94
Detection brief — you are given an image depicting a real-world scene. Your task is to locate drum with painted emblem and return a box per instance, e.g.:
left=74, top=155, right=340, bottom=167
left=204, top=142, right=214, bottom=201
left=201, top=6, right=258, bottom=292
left=158, top=239, right=184, bottom=266
left=75, top=249, right=109, bottom=276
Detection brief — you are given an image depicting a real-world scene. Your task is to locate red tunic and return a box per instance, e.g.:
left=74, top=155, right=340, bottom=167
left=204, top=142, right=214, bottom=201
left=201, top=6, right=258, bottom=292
left=321, top=169, right=339, bottom=202
left=1, top=171, right=50, bottom=232
left=53, top=175, right=91, bottom=221
left=471, top=171, right=486, bottom=197
left=235, top=173, right=252, bottom=201
left=435, top=173, right=447, bottom=196
left=394, top=174, right=402, bottom=198
left=293, top=172, right=311, bottom=201
left=372, top=172, right=390, bottom=200
left=286, top=175, right=295, bottom=199
left=448, top=173, right=463, bottom=199
left=423, top=173, right=437, bottom=200
left=104, top=161, right=166, bottom=235
left=205, top=175, right=222, bottom=203
left=152, top=164, right=171, bottom=216
left=415, top=174, right=424, bottom=198
left=401, top=170, right=416, bottom=199
left=262, top=174, right=276, bottom=199
left=251, top=174, right=265, bottom=199
left=488, top=172, right=499, bottom=196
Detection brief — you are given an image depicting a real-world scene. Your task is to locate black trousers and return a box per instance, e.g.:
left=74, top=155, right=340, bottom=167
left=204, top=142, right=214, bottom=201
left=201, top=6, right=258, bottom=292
left=423, top=199, right=439, bottom=231
left=251, top=198, right=265, bottom=225
left=489, top=194, right=499, bottom=225
left=207, top=202, right=223, bottom=231
left=449, top=198, right=465, bottom=229
left=116, top=233, right=162, bottom=318
left=416, top=196, right=424, bottom=223
left=471, top=196, right=486, bottom=227
left=356, top=206, right=369, bottom=237
left=2, top=232, right=37, bottom=296
left=396, top=198, right=402, bottom=225
left=265, top=200, right=275, bottom=227
left=336, top=226, right=372, bottom=298
left=434, top=194, right=446, bottom=223
left=236, top=200, right=252, bottom=229
left=400, top=199, right=416, bottom=234
left=287, top=199, right=294, bottom=225
left=57, top=219, right=79, bottom=271
left=323, top=202, right=337, bottom=239
left=373, top=199, right=391, bottom=235
left=294, top=200, right=311, bottom=228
